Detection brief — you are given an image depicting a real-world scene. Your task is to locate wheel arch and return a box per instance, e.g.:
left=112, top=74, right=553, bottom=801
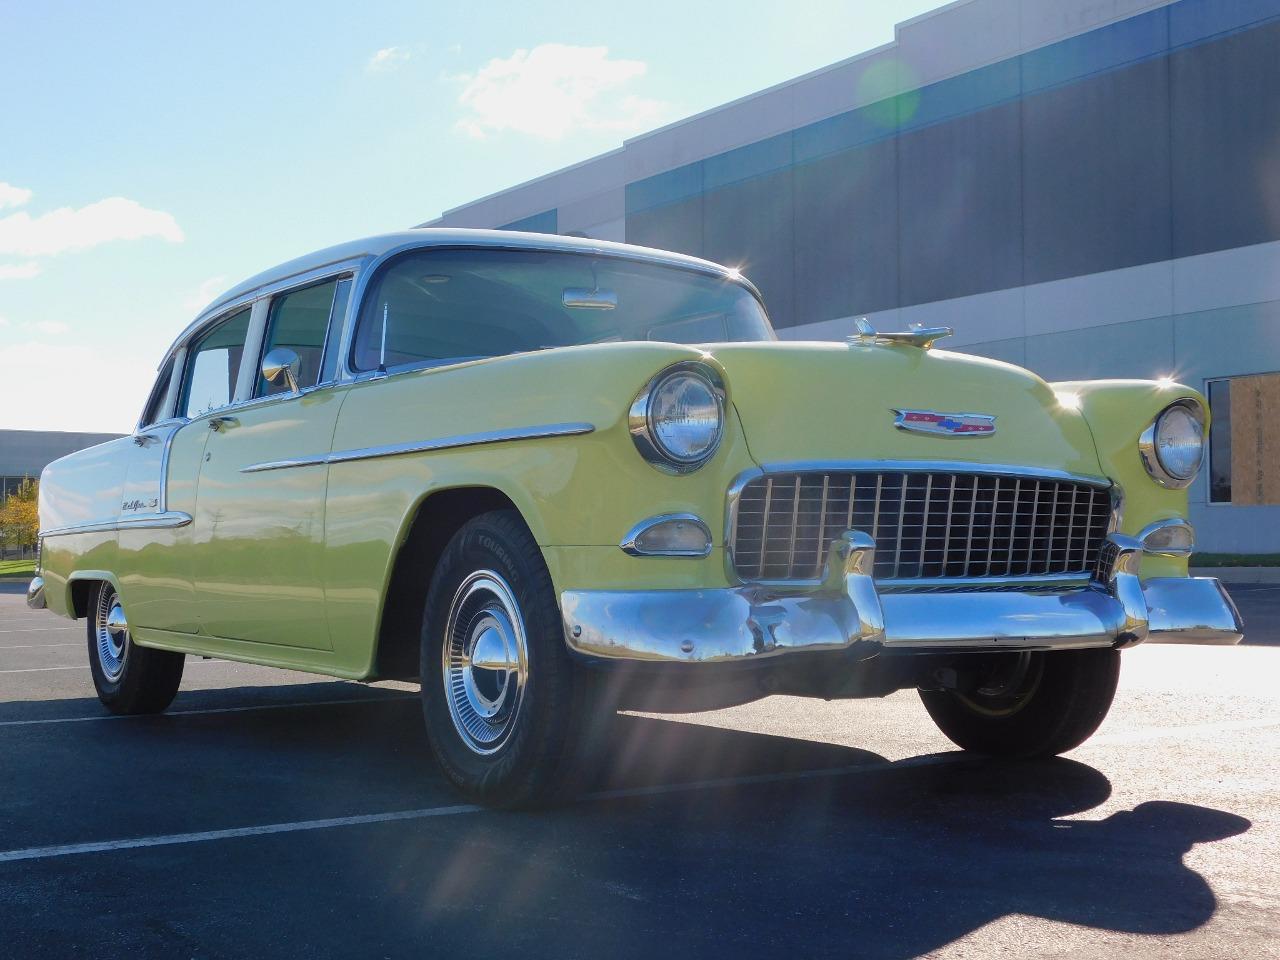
left=370, top=485, right=539, bottom=680
left=65, top=570, right=122, bottom=620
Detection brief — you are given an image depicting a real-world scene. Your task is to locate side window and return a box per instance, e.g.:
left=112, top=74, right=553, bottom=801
left=139, top=356, right=175, bottom=427
left=178, top=308, right=252, bottom=419
left=256, top=277, right=346, bottom=397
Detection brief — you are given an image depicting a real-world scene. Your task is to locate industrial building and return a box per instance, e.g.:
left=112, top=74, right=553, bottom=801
left=0, top=430, right=123, bottom=504
left=426, top=0, right=1280, bottom=553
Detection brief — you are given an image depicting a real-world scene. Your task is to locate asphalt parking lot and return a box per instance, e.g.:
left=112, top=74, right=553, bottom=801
left=1, top=580, right=1277, bottom=960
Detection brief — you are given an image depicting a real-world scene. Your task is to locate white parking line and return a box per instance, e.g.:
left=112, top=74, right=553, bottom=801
left=0, top=643, right=80, bottom=650
left=0, top=708, right=1275, bottom=867
left=0, top=627, right=77, bottom=636
left=0, top=753, right=962, bottom=865
left=0, top=694, right=417, bottom=728
left=0, top=804, right=483, bottom=864
left=0, top=660, right=229, bottom=675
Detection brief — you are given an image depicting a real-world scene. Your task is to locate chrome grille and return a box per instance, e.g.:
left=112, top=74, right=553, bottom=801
left=730, top=469, right=1113, bottom=582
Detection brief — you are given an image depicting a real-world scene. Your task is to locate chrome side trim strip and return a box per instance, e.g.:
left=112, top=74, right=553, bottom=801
left=241, top=422, right=596, bottom=473
left=39, top=512, right=194, bottom=538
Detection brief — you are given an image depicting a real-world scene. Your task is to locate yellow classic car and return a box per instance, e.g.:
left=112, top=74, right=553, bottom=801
left=27, top=229, right=1242, bottom=805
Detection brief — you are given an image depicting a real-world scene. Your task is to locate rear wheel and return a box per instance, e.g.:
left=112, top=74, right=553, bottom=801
left=420, top=510, right=596, bottom=807
left=918, top=648, right=1120, bottom=758
left=87, top=582, right=184, bottom=715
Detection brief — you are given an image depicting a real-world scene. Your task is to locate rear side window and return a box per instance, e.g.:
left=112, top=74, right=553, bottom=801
left=179, top=308, right=252, bottom=419
left=349, top=248, right=774, bottom=373
left=139, top=356, right=175, bottom=427
left=256, top=277, right=348, bottom=397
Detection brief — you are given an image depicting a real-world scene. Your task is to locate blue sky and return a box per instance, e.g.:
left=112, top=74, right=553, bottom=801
left=0, top=0, right=940, bottom=432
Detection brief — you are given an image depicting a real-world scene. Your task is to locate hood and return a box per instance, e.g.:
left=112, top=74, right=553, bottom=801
left=707, top=341, right=1105, bottom=478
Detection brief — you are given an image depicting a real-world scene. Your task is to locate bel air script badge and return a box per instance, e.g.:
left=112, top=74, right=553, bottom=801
left=893, top=409, right=996, bottom=437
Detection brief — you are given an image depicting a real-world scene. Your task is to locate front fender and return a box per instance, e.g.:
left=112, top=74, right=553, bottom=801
left=1053, top=378, right=1205, bottom=578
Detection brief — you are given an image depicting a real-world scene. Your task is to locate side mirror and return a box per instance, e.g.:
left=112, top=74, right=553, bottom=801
left=261, top=347, right=301, bottom=394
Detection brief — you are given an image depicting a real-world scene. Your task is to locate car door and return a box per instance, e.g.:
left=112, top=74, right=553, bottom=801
left=116, top=352, right=209, bottom=634
left=190, top=276, right=352, bottom=649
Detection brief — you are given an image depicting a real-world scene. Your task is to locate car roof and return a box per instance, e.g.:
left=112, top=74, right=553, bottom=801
left=195, top=228, right=744, bottom=325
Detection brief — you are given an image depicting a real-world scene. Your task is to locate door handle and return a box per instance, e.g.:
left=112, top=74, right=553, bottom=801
left=132, top=433, right=160, bottom=446
left=208, top=416, right=239, bottom=432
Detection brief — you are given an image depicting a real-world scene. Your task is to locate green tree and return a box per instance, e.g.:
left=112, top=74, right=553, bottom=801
left=0, top=478, right=39, bottom=556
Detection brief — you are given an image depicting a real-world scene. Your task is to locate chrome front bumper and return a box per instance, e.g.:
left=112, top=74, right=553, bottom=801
left=562, top=533, right=1243, bottom=665
left=26, top=576, right=46, bottom=610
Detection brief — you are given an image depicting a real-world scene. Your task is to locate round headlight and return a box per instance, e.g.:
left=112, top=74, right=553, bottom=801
left=1140, top=400, right=1205, bottom=488
left=629, top=363, right=725, bottom=473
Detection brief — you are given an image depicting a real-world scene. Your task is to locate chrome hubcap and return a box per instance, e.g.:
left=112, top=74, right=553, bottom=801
left=442, top=571, right=529, bottom=755
left=95, top=589, right=129, bottom=683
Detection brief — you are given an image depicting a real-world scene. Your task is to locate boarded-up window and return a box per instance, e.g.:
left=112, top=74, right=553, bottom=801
left=1208, top=373, right=1280, bottom=505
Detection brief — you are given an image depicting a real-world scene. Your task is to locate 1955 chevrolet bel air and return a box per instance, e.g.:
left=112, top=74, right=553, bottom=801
left=28, top=229, right=1242, bottom=805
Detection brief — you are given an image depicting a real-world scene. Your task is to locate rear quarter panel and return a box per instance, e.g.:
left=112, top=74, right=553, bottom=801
left=37, top=437, right=132, bottom=617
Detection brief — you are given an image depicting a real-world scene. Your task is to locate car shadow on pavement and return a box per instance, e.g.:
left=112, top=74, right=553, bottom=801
left=2, top=683, right=1253, bottom=959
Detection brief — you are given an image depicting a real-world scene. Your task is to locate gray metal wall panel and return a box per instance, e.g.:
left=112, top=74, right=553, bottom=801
left=1022, top=315, right=1176, bottom=380
left=793, top=140, right=900, bottom=323
left=624, top=197, right=705, bottom=259
left=1022, top=57, right=1173, bottom=284
left=897, top=101, right=1024, bottom=306
left=702, top=169, right=796, bottom=329
left=1171, top=19, right=1280, bottom=257
left=1172, top=301, right=1280, bottom=381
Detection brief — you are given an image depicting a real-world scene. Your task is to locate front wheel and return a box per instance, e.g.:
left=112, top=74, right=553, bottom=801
left=918, top=648, right=1120, bottom=758
left=87, top=582, right=185, bottom=715
left=420, top=510, right=595, bottom=807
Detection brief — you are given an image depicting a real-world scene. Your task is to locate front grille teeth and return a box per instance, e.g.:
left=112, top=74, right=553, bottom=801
left=731, top=470, right=1113, bottom=583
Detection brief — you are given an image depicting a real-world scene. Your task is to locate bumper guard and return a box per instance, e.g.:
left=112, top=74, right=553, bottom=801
left=562, top=533, right=1243, bottom=664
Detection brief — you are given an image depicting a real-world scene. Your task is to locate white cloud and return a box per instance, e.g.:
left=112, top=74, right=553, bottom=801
left=0, top=315, right=8, bottom=327
left=0, top=197, right=183, bottom=258
left=454, top=44, right=668, bottom=140
left=27, top=320, right=70, bottom=335
left=0, top=182, right=33, bottom=210
left=0, top=261, right=41, bottom=281
left=0, top=340, right=155, bottom=432
left=182, top=275, right=228, bottom=315
left=368, top=46, right=410, bottom=72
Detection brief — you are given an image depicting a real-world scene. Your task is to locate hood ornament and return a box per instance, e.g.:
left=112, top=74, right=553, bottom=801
left=847, top=317, right=953, bottom=349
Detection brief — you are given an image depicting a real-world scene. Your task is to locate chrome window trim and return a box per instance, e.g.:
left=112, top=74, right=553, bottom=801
left=240, top=421, right=595, bottom=473
left=40, top=512, right=194, bottom=538
left=251, top=271, right=356, bottom=401
left=340, top=242, right=769, bottom=382
left=1138, top=398, right=1206, bottom=490
left=724, top=460, right=1119, bottom=588
left=1137, top=518, right=1195, bottom=557
left=156, top=257, right=369, bottom=378
left=175, top=302, right=258, bottom=421
left=619, top=514, right=713, bottom=557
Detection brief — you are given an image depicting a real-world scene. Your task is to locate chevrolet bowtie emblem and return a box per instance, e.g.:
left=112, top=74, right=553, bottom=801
left=893, top=409, right=997, bottom=437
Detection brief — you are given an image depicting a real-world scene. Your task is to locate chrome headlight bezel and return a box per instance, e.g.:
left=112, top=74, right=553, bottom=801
left=1138, top=399, right=1206, bottom=489
left=629, top=361, right=726, bottom=474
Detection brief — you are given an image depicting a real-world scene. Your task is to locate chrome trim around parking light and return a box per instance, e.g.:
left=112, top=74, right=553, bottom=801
left=619, top=514, right=714, bottom=557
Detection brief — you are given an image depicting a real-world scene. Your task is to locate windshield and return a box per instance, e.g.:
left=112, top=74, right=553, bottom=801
left=350, top=247, right=775, bottom=372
